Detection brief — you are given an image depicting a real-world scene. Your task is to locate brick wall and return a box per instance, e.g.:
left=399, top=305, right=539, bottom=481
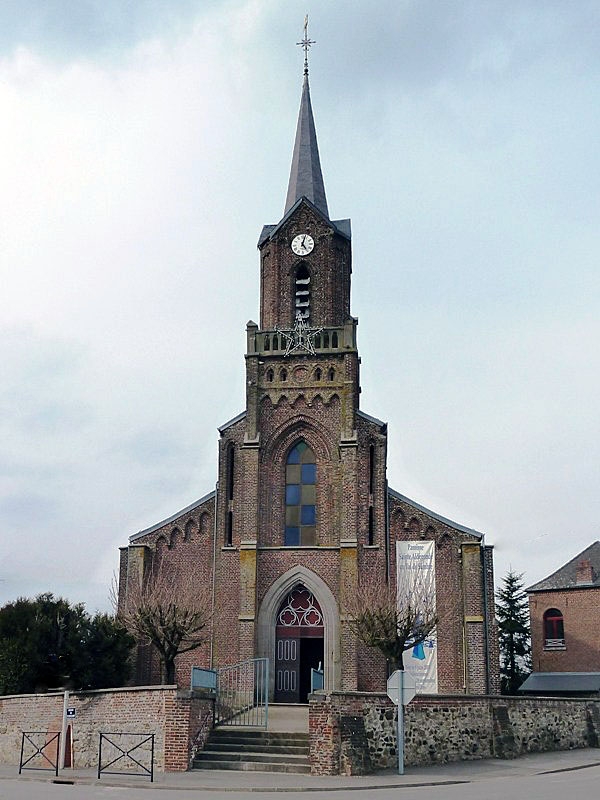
left=308, top=691, right=600, bottom=775
left=0, top=687, right=213, bottom=772
left=529, top=587, right=600, bottom=673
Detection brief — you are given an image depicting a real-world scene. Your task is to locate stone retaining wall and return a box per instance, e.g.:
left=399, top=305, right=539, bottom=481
left=0, top=686, right=214, bottom=772
left=309, top=692, right=600, bottom=775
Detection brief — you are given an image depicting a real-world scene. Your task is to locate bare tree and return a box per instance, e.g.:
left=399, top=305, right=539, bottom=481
left=348, top=566, right=438, bottom=671
left=116, top=563, right=214, bottom=685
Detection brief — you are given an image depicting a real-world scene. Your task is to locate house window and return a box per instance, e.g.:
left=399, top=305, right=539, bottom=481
left=284, top=441, right=316, bottom=546
left=543, top=608, right=565, bottom=648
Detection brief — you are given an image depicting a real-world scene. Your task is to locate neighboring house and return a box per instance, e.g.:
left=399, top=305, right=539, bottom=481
left=527, top=542, right=600, bottom=674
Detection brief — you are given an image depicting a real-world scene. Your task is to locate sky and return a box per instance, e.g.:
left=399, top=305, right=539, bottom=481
left=1, top=0, right=599, bottom=613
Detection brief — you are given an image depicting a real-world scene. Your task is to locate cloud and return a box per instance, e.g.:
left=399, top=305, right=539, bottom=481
left=0, top=0, right=598, bottom=611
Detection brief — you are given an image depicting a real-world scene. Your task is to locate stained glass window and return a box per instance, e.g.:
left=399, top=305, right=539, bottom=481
left=285, top=441, right=316, bottom=546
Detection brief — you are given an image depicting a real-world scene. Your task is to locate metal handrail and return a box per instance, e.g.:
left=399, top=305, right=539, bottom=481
left=215, top=657, right=269, bottom=728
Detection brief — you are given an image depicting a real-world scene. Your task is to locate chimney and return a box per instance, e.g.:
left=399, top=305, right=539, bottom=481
left=575, top=559, right=594, bottom=585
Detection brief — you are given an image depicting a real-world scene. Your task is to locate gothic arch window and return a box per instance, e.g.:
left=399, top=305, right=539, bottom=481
left=272, top=334, right=279, bottom=350
left=170, top=527, right=182, bottom=548
left=280, top=368, right=288, bottom=382
left=225, top=444, right=235, bottom=546
left=315, top=367, right=322, bottom=381
left=408, top=517, right=421, bottom=536
left=264, top=335, right=270, bottom=351
left=323, top=332, right=329, bottom=348
left=368, top=506, right=374, bottom=545
left=226, top=511, right=233, bottom=547
left=184, top=519, right=198, bottom=540
left=391, top=508, right=405, bottom=539
left=543, top=608, right=565, bottom=647
left=284, top=440, right=316, bottom=546
left=327, top=367, right=335, bottom=381
left=295, top=263, right=311, bottom=320
left=314, top=333, right=321, bottom=348
left=226, top=444, right=235, bottom=501
left=267, top=368, right=274, bottom=382
left=332, top=331, right=338, bottom=348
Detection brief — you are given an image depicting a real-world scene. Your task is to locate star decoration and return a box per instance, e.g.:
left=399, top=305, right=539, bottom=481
left=277, top=313, right=323, bottom=356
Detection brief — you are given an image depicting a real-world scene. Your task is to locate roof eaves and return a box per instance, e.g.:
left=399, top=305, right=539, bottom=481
left=258, top=198, right=351, bottom=248
left=388, top=487, right=484, bottom=539
left=519, top=671, right=600, bottom=693
left=218, top=410, right=247, bottom=434
left=130, top=490, right=216, bottom=542
left=357, top=409, right=387, bottom=431
left=526, top=541, right=600, bottom=592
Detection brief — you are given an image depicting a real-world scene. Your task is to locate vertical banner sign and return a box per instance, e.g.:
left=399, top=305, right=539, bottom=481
left=396, top=541, right=438, bottom=694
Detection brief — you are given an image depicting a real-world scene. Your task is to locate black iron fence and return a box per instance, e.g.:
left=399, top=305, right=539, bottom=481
left=97, top=732, right=155, bottom=782
left=19, top=731, right=61, bottom=777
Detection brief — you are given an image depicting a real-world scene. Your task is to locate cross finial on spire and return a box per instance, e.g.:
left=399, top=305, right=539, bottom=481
left=296, top=14, right=315, bottom=76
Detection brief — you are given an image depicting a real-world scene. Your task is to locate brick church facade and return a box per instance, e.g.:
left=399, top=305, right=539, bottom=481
left=118, top=62, right=500, bottom=699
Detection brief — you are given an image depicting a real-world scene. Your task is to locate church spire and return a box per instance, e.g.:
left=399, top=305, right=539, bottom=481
left=284, top=17, right=329, bottom=219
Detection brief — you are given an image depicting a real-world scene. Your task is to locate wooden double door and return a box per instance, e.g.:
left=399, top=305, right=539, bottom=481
left=274, top=585, right=324, bottom=704
left=275, top=633, right=324, bottom=704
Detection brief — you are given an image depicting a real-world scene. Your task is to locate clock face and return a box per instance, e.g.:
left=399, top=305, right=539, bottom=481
left=291, top=233, right=314, bottom=256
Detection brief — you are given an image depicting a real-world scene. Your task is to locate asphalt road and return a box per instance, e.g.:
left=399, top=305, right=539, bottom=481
left=1, top=764, right=599, bottom=800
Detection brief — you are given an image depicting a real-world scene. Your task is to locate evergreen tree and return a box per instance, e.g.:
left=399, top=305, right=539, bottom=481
left=0, top=594, right=133, bottom=695
left=496, top=571, right=531, bottom=694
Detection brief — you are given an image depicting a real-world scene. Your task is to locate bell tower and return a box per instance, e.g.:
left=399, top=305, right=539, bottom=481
left=245, top=50, right=359, bottom=448
left=215, top=19, right=389, bottom=690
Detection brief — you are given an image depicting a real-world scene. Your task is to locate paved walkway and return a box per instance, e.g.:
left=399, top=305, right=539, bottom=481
left=4, top=747, right=600, bottom=793
left=252, top=703, right=308, bottom=732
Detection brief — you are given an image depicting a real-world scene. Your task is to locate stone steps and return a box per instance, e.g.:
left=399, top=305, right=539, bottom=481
left=193, top=728, right=310, bottom=774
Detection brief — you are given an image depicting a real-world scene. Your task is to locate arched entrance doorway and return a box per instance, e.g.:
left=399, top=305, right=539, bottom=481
left=274, top=584, right=324, bottom=703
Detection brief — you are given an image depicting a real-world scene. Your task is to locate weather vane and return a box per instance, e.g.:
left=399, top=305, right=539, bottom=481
left=296, top=14, right=315, bottom=76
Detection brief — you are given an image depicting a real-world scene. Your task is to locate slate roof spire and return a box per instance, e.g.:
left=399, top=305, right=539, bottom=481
left=284, top=19, right=329, bottom=219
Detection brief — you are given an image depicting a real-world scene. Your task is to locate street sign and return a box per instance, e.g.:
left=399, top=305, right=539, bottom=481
left=66, top=708, right=76, bottom=718
left=387, top=670, right=416, bottom=706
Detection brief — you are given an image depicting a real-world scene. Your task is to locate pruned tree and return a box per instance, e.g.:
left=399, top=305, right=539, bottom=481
left=116, top=563, right=214, bottom=685
left=496, top=570, right=531, bottom=695
left=348, top=565, right=438, bottom=671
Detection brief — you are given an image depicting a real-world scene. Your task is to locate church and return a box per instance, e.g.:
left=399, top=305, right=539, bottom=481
left=118, top=43, right=500, bottom=701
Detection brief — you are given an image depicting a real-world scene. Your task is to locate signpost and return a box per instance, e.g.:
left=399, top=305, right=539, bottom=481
left=386, top=670, right=416, bottom=775
left=58, top=691, right=69, bottom=772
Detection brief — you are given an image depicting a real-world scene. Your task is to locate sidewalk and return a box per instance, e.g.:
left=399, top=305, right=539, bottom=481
left=3, top=748, right=600, bottom=793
